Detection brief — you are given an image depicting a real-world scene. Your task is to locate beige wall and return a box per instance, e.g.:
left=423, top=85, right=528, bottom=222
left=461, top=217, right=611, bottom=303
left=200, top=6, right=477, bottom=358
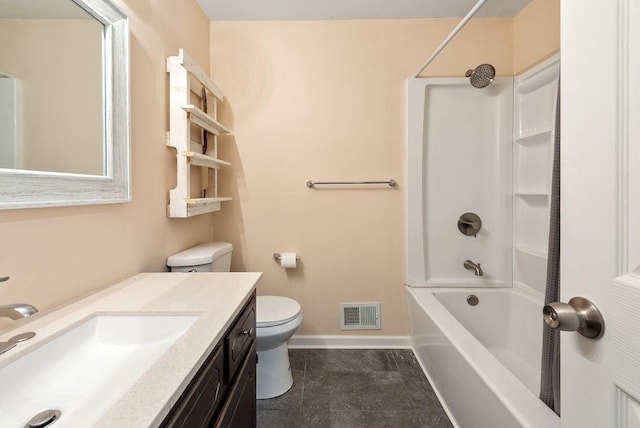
left=210, top=19, right=514, bottom=335
left=0, top=2, right=560, bottom=336
left=0, top=0, right=213, bottom=329
left=514, top=0, right=561, bottom=74
left=0, top=19, right=103, bottom=174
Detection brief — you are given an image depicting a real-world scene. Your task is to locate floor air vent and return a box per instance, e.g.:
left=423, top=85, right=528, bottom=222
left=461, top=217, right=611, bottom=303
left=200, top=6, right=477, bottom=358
left=340, top=302, right=381, bottom=330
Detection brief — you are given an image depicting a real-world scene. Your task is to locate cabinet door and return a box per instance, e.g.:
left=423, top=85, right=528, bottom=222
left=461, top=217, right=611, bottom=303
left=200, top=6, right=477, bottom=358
left=214, top=343, right=256, bottom=428
left=161, top=345, right=226, bottom=428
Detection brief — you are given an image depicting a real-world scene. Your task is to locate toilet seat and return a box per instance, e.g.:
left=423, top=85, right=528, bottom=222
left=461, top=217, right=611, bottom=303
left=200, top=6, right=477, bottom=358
left=257, top=296, right=301, bottom=328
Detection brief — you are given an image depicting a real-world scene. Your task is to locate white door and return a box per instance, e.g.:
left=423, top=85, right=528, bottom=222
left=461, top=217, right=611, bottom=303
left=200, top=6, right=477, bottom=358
left=562, top=0, right=640, bottom=426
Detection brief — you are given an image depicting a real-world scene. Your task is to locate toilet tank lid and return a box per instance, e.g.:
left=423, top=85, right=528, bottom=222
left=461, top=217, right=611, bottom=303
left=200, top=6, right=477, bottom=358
left=167, top=242, right=233, bottom=267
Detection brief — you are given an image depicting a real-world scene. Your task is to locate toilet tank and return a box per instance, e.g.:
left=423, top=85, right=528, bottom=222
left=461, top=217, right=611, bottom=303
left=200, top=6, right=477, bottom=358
left=167, top=242, right=233, bottom=272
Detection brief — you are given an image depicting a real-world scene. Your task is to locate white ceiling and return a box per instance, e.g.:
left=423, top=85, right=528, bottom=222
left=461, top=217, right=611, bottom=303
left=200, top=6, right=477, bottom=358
left=197, top=0, right=531, bottom=21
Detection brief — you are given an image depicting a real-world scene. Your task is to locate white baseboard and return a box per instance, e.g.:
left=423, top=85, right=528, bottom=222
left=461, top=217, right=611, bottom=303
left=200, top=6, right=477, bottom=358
left=288, top=335, right=412, bottom=349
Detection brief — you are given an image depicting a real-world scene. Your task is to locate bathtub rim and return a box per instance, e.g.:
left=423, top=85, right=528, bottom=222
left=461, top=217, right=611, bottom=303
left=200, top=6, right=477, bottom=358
left=406, top=285, right=560, bottom=428
left=418, top=281, right=546, bottom=304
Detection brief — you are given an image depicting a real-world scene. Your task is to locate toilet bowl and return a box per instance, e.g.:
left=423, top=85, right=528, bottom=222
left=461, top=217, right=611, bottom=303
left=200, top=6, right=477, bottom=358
left=166, top=242, right=303, bottom=400
left=256, top=295, right=302, bottom=399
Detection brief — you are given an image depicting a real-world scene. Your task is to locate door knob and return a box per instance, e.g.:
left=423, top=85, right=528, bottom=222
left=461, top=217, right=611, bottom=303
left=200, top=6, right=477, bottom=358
left=543, top=297, right=604, bottom=339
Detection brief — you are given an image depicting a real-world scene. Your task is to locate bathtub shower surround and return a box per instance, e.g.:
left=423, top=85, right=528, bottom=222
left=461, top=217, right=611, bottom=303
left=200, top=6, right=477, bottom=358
left=406, top=76, right=514, bottom=287
left=406, top=56, right=560, bottom=427
left=512, top=58, right=561, bottom=296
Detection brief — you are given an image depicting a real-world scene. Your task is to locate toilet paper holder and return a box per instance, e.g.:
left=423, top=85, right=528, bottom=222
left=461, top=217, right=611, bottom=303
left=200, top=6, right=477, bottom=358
left=273, top=253, right=300, bottom=261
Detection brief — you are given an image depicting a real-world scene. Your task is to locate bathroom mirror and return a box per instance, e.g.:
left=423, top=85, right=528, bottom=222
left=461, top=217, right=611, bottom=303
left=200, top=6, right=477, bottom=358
left=0, top=0, right=130, bottom=209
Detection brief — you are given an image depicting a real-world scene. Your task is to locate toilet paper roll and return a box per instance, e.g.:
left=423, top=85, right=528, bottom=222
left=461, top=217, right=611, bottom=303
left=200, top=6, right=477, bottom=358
left=280, top=252, right=297, bottom=269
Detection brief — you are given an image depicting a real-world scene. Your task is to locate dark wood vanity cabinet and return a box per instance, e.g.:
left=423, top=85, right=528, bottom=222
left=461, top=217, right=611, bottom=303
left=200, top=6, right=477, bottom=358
left=214, top=343, right=256, bottom=428
left=161, top=293, right=256, bottom=428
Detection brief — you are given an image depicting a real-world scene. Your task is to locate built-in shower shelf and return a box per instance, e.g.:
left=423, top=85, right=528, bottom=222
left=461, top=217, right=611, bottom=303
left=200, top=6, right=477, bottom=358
left=166, top=48, right=232, bottom=218
left=513, top=56, right=559, bottom=293
left=515, top=129, right=552, bottom=145
left=515, top=245, right=548, bottom=260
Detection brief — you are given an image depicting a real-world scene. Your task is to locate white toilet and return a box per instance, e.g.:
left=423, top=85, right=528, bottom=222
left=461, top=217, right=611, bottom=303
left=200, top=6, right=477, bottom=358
left=167, top=242, right=303, bottom=399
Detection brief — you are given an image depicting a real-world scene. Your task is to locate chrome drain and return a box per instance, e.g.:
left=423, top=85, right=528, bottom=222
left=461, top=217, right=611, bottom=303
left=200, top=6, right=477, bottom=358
left=467, top=295, right=479, bottom=306
left=25, top=409, right=61, bottom=428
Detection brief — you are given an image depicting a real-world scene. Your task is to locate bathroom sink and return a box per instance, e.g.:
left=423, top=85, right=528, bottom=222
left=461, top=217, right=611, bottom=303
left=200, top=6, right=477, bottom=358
left=0, top=314, right=198, bottom=427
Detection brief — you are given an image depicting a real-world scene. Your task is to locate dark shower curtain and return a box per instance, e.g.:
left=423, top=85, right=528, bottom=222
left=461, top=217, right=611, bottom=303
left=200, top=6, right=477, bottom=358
left=539, top=79, right=561, bottom=416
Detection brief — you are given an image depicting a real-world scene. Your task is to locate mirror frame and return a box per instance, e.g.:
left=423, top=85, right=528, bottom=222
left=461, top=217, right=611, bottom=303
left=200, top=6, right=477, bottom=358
left=0, top=0, right=130, bottom=210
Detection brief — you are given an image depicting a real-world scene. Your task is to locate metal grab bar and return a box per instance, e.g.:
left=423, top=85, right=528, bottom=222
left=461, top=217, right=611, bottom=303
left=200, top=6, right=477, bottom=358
left=306, top=179, right=397, bottom=188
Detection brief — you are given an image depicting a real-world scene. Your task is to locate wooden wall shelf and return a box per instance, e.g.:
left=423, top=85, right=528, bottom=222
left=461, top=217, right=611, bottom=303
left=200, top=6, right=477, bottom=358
left=166, top=49, right=232, bottom=218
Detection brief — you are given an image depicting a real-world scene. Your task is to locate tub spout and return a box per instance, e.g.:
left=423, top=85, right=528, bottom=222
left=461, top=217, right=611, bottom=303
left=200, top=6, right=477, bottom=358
left=0, top=304, right=38, bottom=320
left=464, top=260, right=483, bottom=276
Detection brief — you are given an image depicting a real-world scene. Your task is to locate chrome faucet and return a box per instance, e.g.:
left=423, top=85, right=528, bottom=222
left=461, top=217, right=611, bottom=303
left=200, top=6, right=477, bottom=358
left=0, top=304, right=38, bottom=320
left=464, top=260, right=483, bottom=277
left=0, top=277, right=38, bottom=320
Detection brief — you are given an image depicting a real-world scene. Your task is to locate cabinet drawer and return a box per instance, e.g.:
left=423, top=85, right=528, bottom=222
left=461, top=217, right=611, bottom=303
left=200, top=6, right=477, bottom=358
left=225, top=297, right=256, bottom=383
left=161, top=345, right=226, bottom=428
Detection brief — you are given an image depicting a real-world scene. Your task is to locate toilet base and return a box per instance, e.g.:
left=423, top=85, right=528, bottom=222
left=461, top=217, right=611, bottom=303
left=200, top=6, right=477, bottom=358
left=256, top=343, right=293, bottom=399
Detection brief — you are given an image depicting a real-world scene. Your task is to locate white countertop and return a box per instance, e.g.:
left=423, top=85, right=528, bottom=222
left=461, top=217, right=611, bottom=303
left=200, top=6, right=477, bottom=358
left=0, top=272, right=261, bottom=427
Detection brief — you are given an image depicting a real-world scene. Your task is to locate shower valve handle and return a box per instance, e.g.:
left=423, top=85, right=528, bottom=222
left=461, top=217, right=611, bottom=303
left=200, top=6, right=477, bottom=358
left=543, top=297, right=604, bottom=339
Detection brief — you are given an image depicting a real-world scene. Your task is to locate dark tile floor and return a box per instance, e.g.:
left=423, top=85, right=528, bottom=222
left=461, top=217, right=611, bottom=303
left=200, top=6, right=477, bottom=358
left=257, top=349, right=453, bottom=428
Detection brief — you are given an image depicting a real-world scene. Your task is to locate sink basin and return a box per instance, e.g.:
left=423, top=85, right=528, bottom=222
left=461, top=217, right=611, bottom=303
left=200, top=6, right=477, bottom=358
left=0, top=314, right=198, bottom=427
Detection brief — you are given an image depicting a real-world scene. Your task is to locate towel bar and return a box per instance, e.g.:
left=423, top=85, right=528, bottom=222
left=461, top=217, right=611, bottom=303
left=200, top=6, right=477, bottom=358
left=305, top=179, right=396, bottom=188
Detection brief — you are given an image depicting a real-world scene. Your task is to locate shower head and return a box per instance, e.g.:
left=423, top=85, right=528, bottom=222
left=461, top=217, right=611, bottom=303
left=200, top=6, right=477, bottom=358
left=465, top=64, right=495, bottom=88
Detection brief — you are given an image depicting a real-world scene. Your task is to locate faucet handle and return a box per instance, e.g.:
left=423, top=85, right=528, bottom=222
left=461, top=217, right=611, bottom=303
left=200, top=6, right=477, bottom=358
left=458, top=213, right=482, bottom=237
left=0, top=276, right=9, bottom=282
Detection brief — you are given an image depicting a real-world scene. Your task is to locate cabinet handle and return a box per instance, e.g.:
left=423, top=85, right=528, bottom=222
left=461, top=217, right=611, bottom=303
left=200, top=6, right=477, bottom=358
left=231, top=329, right=252, bottom=357
left=214, top=381, right=221, bottom=401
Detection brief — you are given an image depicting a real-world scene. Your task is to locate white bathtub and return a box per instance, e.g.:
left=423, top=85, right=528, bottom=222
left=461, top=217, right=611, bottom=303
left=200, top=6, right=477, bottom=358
left=406, top=286, right=560, bottom=428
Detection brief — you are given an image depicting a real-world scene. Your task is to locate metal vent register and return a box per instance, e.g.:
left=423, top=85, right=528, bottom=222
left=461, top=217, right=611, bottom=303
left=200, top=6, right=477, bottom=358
left=340, top=303, right=381, bottom=330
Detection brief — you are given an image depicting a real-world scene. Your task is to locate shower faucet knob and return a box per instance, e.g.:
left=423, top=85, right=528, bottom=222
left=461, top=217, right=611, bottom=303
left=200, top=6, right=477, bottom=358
left=543, top=297, right=604, bottom=339
left=458, top=212, right=482, bottom=237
